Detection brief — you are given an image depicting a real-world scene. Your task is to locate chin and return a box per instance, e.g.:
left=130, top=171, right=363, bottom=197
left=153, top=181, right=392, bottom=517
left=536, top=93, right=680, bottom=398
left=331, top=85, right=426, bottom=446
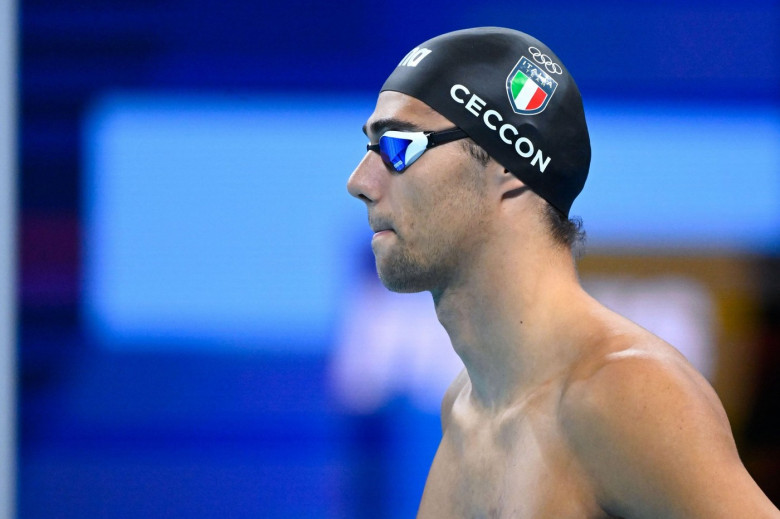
left=375, top=260, right=436, bottom=294
left=379, top=277, right=428, bottom=294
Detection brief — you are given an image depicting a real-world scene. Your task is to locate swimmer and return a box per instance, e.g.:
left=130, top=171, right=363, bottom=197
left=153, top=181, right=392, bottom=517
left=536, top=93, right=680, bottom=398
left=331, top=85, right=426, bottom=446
left=347, top=27, right=780, bottom=518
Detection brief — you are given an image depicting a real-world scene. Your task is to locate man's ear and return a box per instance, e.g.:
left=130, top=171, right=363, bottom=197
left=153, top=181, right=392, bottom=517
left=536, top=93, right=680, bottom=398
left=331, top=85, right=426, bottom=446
left=488, top=164, right=529, bottom=200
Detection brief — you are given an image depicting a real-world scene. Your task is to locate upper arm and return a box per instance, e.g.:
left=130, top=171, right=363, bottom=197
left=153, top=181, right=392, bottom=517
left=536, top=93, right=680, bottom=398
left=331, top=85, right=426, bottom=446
left=561, top=353, right=780, bottom=519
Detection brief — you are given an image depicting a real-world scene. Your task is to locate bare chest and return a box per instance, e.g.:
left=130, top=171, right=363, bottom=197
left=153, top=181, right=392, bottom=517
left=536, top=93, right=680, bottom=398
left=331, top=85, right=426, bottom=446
left=417, top=405, right=609, bottom=519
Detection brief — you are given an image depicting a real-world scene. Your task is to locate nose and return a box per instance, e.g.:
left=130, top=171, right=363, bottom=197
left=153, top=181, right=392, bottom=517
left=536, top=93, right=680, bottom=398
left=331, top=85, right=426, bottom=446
left=347, top=150, right=386, bottom=204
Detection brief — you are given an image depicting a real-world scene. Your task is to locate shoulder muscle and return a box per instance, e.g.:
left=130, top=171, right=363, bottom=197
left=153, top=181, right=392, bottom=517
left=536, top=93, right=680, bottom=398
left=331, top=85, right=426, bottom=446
left=561, top=348, right=778, bottom=519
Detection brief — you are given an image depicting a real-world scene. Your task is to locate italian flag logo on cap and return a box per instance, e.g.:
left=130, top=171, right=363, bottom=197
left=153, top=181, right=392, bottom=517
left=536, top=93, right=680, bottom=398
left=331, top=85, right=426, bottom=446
left=506, top=57, right=558, bottom=115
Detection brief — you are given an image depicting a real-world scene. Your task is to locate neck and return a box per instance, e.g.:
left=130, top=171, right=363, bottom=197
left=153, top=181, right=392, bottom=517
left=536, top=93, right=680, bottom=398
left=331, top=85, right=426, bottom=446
left=433, top=237, right=590, bottom=410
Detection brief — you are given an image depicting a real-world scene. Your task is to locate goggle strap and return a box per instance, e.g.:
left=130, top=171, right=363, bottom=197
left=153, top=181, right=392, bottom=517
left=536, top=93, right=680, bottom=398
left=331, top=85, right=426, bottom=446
left=426, top=128, right=469, bottom=148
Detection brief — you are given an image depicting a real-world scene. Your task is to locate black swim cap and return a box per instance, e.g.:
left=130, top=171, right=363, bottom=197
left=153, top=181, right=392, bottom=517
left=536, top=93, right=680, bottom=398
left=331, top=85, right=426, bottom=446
left=381, top=27, right=590, bottom=217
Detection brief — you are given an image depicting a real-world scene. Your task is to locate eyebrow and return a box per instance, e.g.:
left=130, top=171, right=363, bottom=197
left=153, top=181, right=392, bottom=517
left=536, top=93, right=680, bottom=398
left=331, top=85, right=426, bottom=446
left=362, top=118, right=423, bottom=139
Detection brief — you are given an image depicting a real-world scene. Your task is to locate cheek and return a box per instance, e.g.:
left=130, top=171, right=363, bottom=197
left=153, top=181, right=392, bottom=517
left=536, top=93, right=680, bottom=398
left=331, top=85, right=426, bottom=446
left=394, top=158, right=488, bottom=241
left=406, top=185, right=477, bottom=247
left=393, top=180, right=430, bottom=235
left=407, top=183, right=452, bottom=239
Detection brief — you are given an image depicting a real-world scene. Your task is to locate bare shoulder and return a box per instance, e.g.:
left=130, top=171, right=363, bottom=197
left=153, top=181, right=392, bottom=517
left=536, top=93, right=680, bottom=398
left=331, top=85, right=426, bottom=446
left=561, top=331, right=730, bottom=438
left=440, top=368, right=469, bottom=432
left=560, top=325, right=780, bottom=518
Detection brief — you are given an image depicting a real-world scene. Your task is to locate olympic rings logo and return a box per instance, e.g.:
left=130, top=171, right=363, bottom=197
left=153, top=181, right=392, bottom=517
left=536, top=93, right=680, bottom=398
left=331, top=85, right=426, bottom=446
left=528, top=46, right=563, bottom=75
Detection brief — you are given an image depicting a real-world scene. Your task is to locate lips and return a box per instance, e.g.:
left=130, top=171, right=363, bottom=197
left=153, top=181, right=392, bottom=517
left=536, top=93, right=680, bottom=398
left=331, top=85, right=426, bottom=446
left=369, top=216, right=395, bottom=234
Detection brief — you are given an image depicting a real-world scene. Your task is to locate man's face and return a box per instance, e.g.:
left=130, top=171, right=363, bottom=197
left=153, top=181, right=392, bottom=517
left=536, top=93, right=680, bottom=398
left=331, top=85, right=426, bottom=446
left=347, top=91, right=493, bottom=294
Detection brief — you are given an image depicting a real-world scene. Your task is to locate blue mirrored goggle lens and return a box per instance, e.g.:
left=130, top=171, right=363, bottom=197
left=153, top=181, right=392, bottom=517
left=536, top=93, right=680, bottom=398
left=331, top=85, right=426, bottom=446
left=379, top=135, right=414, bottom=172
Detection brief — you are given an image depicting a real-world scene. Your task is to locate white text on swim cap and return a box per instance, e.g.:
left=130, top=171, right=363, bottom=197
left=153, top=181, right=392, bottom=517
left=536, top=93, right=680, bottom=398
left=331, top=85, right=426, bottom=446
left=450, top=84, right=551, bottom=173
left=398, top=47, right=432, bottom=68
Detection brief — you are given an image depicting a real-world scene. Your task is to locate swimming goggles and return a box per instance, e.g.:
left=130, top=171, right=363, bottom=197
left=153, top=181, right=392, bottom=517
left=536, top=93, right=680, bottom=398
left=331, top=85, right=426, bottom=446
left=367, top=127, right=469, bottom=172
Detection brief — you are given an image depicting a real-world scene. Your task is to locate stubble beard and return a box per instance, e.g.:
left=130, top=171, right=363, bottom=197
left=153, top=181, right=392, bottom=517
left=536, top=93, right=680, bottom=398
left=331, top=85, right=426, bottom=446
left=373, top=203, right=488, bottom=295
left=373, top=158, right=490, bottom=294
left=374, top=234, right=453, bottom=294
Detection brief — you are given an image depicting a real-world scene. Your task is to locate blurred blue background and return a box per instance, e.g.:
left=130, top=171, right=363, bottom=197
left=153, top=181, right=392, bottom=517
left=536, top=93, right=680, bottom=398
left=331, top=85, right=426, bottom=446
left=17, top=1, right=780, bottom=518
